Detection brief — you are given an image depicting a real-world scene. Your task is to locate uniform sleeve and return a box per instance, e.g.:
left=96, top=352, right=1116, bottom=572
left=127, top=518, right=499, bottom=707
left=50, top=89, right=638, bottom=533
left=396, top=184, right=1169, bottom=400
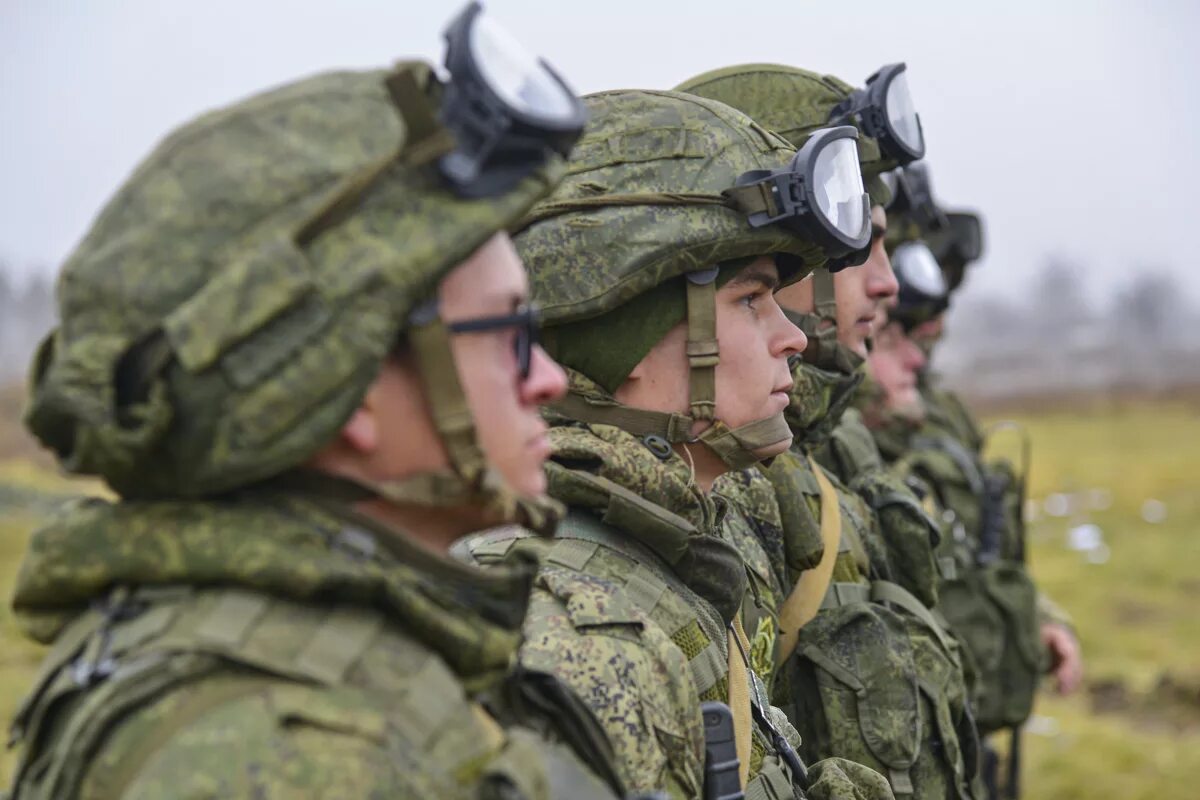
left=79, top=676, right=436, bottom=800
left=518, top=572, right=705, bottom=800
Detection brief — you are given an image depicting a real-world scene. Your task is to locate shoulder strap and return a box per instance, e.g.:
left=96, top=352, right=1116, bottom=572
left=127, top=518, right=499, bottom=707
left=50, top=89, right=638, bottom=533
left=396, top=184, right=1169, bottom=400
left=912, top=433, right=986, bottom=497
left=727, top=616, right=753, bottom=792
left=775, top=457, right=843, bottom=669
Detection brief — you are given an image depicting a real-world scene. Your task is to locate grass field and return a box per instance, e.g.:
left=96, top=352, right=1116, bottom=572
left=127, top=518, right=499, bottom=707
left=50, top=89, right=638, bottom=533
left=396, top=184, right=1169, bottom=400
left=0, top=394, right=1197, bottom=795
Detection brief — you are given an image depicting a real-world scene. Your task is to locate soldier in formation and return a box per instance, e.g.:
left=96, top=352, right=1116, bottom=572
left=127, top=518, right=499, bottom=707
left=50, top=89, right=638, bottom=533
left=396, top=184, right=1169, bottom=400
left=5, top=4, right=1076, bottom=799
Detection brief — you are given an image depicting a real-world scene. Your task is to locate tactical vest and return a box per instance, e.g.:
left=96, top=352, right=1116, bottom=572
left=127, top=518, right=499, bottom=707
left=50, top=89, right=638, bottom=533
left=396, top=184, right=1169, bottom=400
left=898, top=435, right=1045, bottom=735
left=464, top=508, right=810, bottom=800
left=760, top=455, right=980, bottom=800
left=5, top=584, right=625, bottom=800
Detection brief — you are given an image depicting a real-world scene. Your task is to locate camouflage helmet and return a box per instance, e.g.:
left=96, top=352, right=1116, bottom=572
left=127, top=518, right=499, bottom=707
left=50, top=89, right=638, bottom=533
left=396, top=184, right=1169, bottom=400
left=514, top=89, right=831, bottom=469
left=675, top=64, right=899, bottom=206
left=26, top=65, right=566, bottom=499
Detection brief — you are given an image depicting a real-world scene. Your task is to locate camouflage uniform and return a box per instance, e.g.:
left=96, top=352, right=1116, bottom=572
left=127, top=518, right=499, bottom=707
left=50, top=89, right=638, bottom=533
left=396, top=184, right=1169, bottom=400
left=717, top=326, right=980, bottom=800
left=679, top=64, right=978, bottom=799
left=464, top=89, right=895, bottom=800
left=6, top=64, right=625, bottom=799
left=878, top=208, right=1061, bottom=742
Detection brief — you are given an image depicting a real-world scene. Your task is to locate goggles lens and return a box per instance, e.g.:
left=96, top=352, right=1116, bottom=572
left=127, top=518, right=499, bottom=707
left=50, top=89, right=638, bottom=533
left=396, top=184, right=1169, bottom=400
left=947, top=212, right=984, bottom=262
left=894, top=241, right=946, bottom=299
left=884, top=70, right=923, bottom=155
left=813, top=137, right=867, bottom=240
left=468, top=10, right=578, bottom=122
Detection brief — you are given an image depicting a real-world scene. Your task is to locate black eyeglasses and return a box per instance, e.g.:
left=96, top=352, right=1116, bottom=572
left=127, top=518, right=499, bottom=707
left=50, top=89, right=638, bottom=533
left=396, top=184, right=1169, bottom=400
left=443, top=304, right=542, bottom=379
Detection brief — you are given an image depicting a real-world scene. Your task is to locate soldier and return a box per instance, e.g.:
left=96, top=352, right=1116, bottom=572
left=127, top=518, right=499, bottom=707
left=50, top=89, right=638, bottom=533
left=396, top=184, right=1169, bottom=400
left=678, top=65, right=981, bottom=799
left=5, top=5, right=638, bottom=798
left=867, top=179, right=1082, bottom=798
left=459, top=89, right=894, bottom=800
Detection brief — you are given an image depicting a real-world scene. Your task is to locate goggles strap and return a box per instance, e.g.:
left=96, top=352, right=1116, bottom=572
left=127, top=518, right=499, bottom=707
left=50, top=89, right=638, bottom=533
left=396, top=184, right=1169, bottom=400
left=294, top=64, right=453, bottom=247
left=384, top=62, right=457, bottom=166
left=723, top=181, right=782, bottom=219
left=813, top=267, right=838, bottom=323
left=685, top=271, right=720, bottom=422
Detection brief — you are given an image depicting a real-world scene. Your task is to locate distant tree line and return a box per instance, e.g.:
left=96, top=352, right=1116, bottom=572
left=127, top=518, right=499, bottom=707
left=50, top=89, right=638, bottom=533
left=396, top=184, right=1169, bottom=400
left=936, top=258, right=1200, bottom=400
left=2, top=256, right=1198, bottom=400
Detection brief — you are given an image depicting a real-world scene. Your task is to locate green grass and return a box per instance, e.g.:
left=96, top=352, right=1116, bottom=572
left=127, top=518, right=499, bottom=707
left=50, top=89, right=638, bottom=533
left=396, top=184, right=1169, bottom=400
left=988, top=402, right=1200, bottom=800
left=0, top=401, right=1197, bottom=794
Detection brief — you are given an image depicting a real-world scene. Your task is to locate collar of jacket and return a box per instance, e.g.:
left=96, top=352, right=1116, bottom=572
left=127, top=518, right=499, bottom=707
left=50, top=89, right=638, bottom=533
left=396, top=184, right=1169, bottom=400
left=11, top=472, right=534, bottom=689
left=543, top=376, right=748, bottom=624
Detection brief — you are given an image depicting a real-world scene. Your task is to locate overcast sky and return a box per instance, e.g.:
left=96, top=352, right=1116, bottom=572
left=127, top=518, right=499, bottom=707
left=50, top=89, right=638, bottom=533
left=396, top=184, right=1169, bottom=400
left=3, top=0, right=1198, bottom=309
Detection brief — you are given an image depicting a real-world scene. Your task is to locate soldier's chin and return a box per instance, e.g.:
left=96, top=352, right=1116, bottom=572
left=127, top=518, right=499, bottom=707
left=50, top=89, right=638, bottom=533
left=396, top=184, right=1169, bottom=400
left=753, top=436, right=794, bottom=461
left=890, top=395, right=927, bottom=424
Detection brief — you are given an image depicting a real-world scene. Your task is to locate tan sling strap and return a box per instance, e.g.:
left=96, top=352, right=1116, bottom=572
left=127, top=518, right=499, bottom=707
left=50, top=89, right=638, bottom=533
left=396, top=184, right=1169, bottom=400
left=774, top=456, right=843, bottom=669
left=727, top=614, right=754, bottom=791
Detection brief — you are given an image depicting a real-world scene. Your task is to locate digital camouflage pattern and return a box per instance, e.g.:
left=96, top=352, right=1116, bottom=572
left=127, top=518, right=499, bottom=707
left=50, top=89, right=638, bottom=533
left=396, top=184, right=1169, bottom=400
left=6, top=63, right=630, bottom=800
left=674, top=64, right=899, bottom=207
left=882, top=378, right=1053, bottom=734
left=514, top=88, right=828, bottom=328
left=481, top=87, right=892, bottom=799
left=715, top=321, right=979, bottom=799
left=24, top=66, right=564, bottom=500
left=460, top=378, right=896, bottom=799
left=6, top=482, right=623, bottom=800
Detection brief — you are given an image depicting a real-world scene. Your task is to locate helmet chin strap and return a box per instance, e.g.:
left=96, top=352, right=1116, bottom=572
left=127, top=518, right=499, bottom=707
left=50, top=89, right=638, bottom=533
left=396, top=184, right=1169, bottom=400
left=363, top=319, right=563, bottom=536
left=550, top=267, right=793, bottom=472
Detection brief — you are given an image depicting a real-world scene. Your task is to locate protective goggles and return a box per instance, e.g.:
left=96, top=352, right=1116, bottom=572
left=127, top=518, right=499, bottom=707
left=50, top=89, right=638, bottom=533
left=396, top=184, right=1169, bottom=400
left=434, top=1, right=587, bottom=197
left=882, top=163, right=947, bottom=233
left=940, top=211, right=984, bottom=264
left=892, top=241, right=949, bottom=329
left=724, top=126, right=872, bottom=262
left=410, top=301, right=542, bottom=380
left=830, top=63, right=925, bottom=165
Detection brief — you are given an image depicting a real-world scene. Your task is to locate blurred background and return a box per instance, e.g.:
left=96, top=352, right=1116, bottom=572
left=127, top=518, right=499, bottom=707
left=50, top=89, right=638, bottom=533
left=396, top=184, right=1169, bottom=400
left=2, top=1, right=1198, bottom=796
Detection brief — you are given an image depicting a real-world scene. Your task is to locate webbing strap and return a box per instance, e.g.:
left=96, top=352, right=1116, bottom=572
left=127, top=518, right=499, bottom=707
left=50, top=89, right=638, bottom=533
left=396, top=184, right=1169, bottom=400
left=774, top=457, right=843, bottom=668
left=727, top=616, right=754, bottom=792
left=549, top=391, right=696, bottom=443
left=912, top=434, right=985, bottom=497
left=409, top=320, right=487, bottom=483
left=819, top=581, right=870, bottom=610
left=723, top=182, right=780, bottom=219
left=870, top=580, right=957, bottom=655
left=686, top=273, right=719, bottom=421
left=382, top=62, right=456, bottom=167
left=815, top=578, right=957, bottom=655
left=813, top=268, right=838, bottom=323
left=294, top=607, right=384, bottom=684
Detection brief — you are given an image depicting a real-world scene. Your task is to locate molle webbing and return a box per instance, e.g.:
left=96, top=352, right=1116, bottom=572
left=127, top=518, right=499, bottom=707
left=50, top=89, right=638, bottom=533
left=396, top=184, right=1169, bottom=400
left=775, top=457, right=842, bottom=669
left=8, top=586, right=405, bottom=800
left=548, top=511, right=797, bottom=792
left=549, top=512, right=728, bottom=698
